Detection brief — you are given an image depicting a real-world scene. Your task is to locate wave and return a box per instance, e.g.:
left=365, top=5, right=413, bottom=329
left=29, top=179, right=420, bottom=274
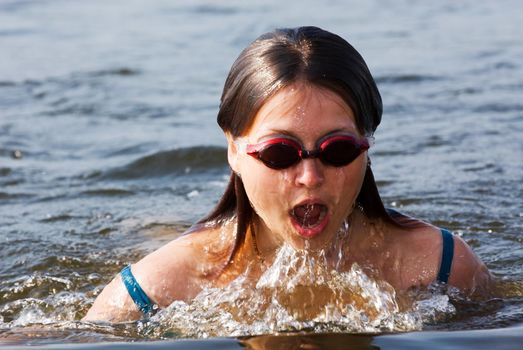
left=192, top=4, right=238, bottom=15
left=38, top=214, right=79, bottom=223
left=0, top=167, right=12, bottom=176
left=473, top=103, right=523, bottom=113
left=0, top=66, right=139, bottom=88
left=0, top=147, right=25, bottom=159
left=80, top=188, right=135, bottom=197
left=0, top=80, right=16, bottom=87
left=375, top=74, right=443, bottom=85
left=88, top=67, right=140, bottom=77
left=99, top=145, right=228, bottom=180
left=0, top=191, right=34, bottom=201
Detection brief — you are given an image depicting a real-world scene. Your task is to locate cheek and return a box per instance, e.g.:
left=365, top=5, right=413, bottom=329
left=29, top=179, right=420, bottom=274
left=330, top=163, right=366, bottom=203
left=239, top=160, right=290, bottom=214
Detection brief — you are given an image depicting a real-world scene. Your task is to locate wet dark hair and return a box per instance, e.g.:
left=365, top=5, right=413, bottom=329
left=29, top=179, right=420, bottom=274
left=198, top=26, right=399, bottom=264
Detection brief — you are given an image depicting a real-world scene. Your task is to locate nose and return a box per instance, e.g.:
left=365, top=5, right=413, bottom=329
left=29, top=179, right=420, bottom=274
left=294, top=158, right=324, bottom=188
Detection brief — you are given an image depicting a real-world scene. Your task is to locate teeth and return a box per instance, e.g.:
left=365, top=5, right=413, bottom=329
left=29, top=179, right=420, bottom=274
left=292, top=204, right=327, bottom=228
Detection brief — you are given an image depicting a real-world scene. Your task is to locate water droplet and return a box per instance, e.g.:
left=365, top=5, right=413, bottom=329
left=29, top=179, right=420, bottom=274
left=11, top=150, right=23, bottom=159
left=187, top=190, right=199, bottom=198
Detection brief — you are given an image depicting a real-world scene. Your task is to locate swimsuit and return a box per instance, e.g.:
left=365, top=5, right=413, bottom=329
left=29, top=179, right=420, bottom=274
left=120, top=265, right=155, bottom=315
left=120, top=219, right=455, bottom=315
left=438, top=228, right=454, bottom=284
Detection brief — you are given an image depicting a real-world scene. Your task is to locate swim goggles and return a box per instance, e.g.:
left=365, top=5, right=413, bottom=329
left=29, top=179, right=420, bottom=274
left=236, top=134, right=372, bottom=170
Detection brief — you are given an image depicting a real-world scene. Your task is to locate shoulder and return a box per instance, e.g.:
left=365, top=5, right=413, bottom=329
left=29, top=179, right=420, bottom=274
left=386, top=222, right=443, bottom=288
left=447, top=234, right=493, bottom=296
left=132, top=224, right=233, bottom=306
left=83, top=224, right=234, bottom=322
left=386, top=215, right=492, bottom=295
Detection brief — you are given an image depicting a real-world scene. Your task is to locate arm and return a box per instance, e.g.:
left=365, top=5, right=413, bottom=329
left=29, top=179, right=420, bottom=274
left=82, top=272, right=143, bottom=322
left=83, top=235, right=205, bottom=322
left=448, top=235, right=493, bottom=297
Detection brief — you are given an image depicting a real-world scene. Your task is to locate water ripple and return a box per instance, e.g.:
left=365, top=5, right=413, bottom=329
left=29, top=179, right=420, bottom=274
left=99, top=146, right=227, bottom=180
left=80, top=188, right=135, bottom=197
left=375, top=74, right=443, bottom=85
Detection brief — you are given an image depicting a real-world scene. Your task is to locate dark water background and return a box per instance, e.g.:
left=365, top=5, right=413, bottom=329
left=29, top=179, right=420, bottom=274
left=1, top=0, right=523, bottom=348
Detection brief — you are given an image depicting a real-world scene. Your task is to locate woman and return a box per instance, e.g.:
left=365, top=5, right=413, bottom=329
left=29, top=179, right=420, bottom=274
left=83, top=26, right=492, bottom=322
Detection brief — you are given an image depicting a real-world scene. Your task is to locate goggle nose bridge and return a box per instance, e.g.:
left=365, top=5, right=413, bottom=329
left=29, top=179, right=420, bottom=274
left=299, top=149, right=321, bottom=159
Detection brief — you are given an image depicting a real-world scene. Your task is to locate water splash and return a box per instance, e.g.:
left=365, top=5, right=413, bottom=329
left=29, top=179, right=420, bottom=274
left=146, top=244, right=428, bottom=338
left=0, top=217, right=461, bottom=341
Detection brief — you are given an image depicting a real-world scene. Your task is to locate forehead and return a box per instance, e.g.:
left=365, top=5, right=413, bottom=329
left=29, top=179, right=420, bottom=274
left=245, top=83, right=358, bottom=139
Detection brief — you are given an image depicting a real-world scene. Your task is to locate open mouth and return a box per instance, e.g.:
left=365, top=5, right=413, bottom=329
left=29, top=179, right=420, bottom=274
left=290, top=203, right=329, bottom=238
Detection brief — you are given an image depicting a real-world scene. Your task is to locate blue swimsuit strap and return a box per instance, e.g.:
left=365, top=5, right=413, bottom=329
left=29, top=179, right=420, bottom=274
left=437, top=228, right=454, bottom=284
left=120, top=265, right=155, bottom=315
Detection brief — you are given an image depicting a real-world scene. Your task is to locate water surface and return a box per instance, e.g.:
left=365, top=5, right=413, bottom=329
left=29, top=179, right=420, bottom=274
left=1, top=0, right=523, bottom=348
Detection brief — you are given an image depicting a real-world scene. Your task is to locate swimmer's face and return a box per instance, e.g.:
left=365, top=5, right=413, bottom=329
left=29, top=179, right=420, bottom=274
left=227, top=83, right=368, bottom=251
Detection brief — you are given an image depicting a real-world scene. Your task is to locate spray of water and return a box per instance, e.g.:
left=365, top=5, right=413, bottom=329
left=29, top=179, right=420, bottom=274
left=1, top=218, right=459, bottom=341
left=144, top=232, right=434, bottom=338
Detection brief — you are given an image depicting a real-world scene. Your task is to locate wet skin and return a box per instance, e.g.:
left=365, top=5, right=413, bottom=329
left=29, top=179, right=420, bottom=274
left=227, top=83, right=368, bottom=254
left=83, top=84, right=493, bottom=323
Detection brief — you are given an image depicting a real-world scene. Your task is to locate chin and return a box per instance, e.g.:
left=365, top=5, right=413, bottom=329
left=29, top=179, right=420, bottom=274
left=287, top=231, right=334, bottom=252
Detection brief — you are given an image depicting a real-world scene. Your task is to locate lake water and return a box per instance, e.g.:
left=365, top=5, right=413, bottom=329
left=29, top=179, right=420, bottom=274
left=1, top=0, right=523, bottom=349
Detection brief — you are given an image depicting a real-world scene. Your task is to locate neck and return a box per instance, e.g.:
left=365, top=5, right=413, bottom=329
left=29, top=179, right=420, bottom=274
left=250, top=216, right=280, bottom=266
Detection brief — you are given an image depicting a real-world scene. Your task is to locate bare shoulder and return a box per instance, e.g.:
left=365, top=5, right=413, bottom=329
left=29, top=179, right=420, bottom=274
left=385, top=222, right=443, bottom=289
left=386, top=218, right=492, bottom=295
left=448, top=234, right=493, bottom=296
left=130, top=226, right=226, bottom=306
left=83, top=224, right=232, bottom=322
